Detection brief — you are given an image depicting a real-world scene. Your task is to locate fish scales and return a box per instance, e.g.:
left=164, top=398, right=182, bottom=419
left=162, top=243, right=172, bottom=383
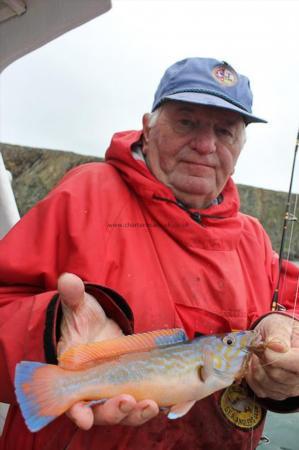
left=14, top=329, right=263, bottom=432
left=54, top=338, right=226, bottom=406
left=58, top=341, right=202, bottom=396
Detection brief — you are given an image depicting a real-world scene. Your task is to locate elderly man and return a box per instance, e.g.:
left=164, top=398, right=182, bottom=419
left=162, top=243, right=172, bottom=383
left=0, top=57, right=298, bottom=450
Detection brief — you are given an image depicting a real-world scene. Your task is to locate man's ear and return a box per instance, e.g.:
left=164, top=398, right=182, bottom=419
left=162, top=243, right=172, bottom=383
left=142, top=113, right=151, bottom=154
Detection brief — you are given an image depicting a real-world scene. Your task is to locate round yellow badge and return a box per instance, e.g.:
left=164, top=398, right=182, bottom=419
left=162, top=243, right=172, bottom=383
left=220, top=384, right=265, bottom=431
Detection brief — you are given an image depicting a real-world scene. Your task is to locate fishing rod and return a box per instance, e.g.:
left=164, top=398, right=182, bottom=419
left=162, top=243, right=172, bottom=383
left=271, top=128, right=299, bottom=311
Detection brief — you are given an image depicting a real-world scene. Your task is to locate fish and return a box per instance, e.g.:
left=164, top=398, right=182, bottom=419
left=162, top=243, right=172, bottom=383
left=14, top=328, right=263, bottom=433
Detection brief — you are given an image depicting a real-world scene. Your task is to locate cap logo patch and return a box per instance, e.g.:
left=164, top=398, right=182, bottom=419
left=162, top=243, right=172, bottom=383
left=212, top=65, right=238, bottom=87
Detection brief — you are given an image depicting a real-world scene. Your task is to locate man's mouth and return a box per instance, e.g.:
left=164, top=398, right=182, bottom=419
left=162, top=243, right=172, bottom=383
left=180, top=160, right=214, bottom=170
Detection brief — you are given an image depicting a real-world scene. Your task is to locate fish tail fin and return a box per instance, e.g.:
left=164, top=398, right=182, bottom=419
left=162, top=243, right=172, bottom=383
left=15, top=361, right=72, bottom=432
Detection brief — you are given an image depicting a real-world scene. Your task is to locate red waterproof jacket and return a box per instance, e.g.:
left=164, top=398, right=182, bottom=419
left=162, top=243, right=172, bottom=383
left=0, top=130, right=298, bottom=450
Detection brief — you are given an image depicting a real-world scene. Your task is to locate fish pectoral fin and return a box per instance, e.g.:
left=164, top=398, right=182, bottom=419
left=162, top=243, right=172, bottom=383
left=204, top=373, right=234, bottom=393
left=167, top=400, right=196, bottom=420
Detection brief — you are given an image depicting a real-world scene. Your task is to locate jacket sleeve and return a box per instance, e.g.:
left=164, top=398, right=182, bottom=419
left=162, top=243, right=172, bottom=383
left=252, top=254, right=299, bottom=413
left=0, top=167, right=133, bottom=404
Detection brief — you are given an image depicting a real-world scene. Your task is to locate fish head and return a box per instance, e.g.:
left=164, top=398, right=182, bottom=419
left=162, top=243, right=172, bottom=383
left=201, top=330, right=262, bottom=382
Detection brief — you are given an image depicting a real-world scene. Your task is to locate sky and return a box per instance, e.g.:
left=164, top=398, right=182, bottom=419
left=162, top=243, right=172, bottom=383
left=0, top=0, right=298, bottom=193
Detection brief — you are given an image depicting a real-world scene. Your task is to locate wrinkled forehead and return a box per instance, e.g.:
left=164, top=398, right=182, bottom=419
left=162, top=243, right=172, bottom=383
left=162, top=100, right=244, bottom=125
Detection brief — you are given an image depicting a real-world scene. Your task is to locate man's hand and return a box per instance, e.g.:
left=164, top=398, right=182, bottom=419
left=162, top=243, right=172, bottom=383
left=57, top=272, right=123, bottom=354
left=246, top=314, right=299, bottom=401
left=57, top=273, right=159, bottom=429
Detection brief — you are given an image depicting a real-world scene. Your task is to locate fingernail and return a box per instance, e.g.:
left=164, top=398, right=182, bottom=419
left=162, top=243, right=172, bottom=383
left=267, top=338, right=289, bottom=352
left=141, top=406, right=152, bottom=420
left=120, top=401, right=133, bottom=414
left=85, top=399, right=106, bottom=408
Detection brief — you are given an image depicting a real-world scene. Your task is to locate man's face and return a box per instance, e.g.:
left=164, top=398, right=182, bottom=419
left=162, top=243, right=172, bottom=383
left=142, top=101, right=246, bottom=209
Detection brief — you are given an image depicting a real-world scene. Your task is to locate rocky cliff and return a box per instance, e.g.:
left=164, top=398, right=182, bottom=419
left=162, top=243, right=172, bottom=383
left=1, top=143, right=298, bottom=260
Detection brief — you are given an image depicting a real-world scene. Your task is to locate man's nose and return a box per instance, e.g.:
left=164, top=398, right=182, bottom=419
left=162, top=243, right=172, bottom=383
left=189, top=128, right=217, bottom=154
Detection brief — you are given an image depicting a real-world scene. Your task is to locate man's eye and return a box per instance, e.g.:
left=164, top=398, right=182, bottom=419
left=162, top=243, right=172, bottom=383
left=175, top=119, right=196, bottom=133
left=179, top=119, right=194, bottom=127
left=217, top=128, right=233, bottom=137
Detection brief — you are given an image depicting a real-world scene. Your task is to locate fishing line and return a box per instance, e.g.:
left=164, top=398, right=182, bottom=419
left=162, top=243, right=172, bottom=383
left=249, top=155, right=298, bottom=448
left=280, top=192, right=298, bottom=304
left=271, top=129, right=299, bottom=311
left=292, top=275, right=299, bottom=321
left=289, top=194, right=299, bottom=321
left=257, top=326, right=299, bottom=379
left=41, top=416, right=79, bottom=450
left=250, top=391, right=257, bottom=450
left=279, top=165, right=299, bottom=341
left=63, top=427, right=80, bottom=450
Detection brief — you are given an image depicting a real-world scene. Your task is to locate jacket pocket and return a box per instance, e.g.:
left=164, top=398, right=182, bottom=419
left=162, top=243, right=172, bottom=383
left=174, top=303, right=247, bottom=338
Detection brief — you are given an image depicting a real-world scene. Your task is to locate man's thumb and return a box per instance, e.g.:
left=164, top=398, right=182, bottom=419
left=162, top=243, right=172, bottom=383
left=262, top=315, right=292, bottom=353
left=57, top=272, right=85, bottom=310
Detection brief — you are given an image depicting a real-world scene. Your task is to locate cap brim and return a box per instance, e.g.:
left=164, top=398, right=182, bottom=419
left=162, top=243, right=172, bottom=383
left=161, top=92, right=267, bottom=124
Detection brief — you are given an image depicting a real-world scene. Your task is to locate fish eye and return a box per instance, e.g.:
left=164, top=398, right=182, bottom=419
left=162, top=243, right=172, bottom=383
left=223, top=335, right=235, bottom=346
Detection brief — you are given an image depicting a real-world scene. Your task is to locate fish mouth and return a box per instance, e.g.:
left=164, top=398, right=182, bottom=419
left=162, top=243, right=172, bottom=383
left=247, top=331, right=267, bottom=356
left=234, top=331, right=266, bottom=382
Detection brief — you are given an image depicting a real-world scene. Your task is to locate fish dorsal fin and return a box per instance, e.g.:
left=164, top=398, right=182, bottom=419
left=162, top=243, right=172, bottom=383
left=58, top=328, right=187, bottom=370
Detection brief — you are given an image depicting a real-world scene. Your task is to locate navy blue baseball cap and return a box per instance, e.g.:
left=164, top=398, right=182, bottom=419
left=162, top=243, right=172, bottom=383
left=152, top=57, right=267, bottom=124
